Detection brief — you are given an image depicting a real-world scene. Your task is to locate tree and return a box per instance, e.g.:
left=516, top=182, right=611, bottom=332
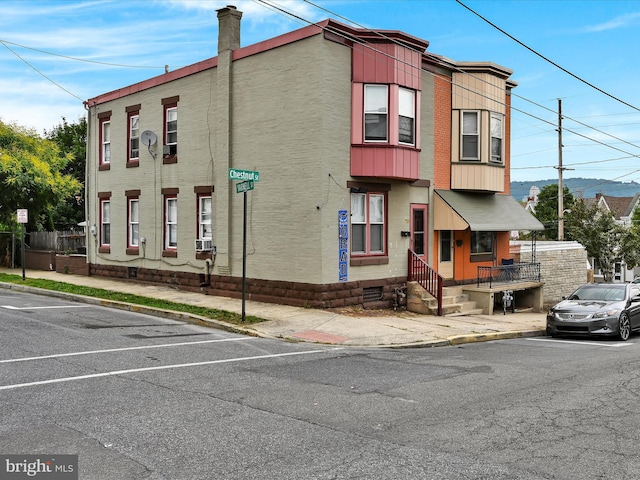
left=620, top=204, right=640, bottom=271
left=44, top=117, right=87, bottom=230
left=0, top=121, right=81, bottom=231
left=532, top=183, right=574, bottom=240
left=565, top=197, right=628, bottom=281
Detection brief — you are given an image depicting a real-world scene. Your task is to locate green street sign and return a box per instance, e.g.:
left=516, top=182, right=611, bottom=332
left=229, top=168, right=260, bottom=182
left=236, top=180, right=254, bottom=193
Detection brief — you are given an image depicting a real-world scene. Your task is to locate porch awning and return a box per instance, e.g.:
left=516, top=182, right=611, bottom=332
left=434, top=190, right=545, bottom=231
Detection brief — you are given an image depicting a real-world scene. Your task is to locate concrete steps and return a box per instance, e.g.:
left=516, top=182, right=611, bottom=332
left=407, top=282, right=483, bottom=316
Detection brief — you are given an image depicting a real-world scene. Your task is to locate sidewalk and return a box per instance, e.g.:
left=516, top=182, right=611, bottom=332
left=0, top=268, right=548, bottom=348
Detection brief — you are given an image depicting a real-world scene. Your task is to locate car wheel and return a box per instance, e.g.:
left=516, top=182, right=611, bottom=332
left=619, top=313, right=631, bottom=341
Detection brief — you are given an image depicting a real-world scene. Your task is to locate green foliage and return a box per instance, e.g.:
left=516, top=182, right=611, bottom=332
left=45, top=117, right=87, bottom=230
left=565, top=197, right=636, bottom=278
left=0, top=121, right=81, bottom=231
left=533, top=184, right=574, bottom=240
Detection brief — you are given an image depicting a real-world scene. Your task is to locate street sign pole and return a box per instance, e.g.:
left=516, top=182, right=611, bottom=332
left=21, top=223, right=25, bottom=281
left=17, top=209, right=28, bottom=280
left=228, top=168, right=259, bottom=323
left=242, top=190, right=247, bottom=323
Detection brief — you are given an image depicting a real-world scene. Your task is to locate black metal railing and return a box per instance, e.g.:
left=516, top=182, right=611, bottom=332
left=408, top=249, right=443, bottom=316
left=477, top=262, right=541, bottom=288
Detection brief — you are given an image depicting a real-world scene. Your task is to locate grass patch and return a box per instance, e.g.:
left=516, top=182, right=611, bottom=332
left=0, top=273, right=266, bottom=325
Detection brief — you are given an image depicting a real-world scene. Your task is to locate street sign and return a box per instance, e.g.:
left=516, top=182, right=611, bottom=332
left=229, top=168, right=260, bottom=182
left=236, top=180, right=254, bottom=193
left=16, top=209, right=28, bottom=224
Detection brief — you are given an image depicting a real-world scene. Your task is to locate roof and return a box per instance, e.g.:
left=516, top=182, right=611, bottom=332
left=596, top=194, right=636, bottom=220
left=434, top=190, right=545, bottom=231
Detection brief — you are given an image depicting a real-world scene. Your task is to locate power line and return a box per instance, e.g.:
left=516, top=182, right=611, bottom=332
left=1, top=41, right=84, bottom=102
left=455, top=0, right=640, bottom=114
left=0, top=39, right=167, bottom=70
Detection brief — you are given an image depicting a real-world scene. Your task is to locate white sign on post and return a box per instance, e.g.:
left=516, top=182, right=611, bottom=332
left=17, top=209, right=28, bottom=224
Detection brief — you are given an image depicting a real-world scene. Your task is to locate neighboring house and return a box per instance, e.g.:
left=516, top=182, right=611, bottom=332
left=590, top=193, right=640, bottom=282
left=594, top=192, right=640, bottom=227
left=84, top=6, right=543, bottom=310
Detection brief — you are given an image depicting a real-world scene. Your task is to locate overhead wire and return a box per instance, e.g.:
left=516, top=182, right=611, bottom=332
left=455, top=0, right=640, bottom=114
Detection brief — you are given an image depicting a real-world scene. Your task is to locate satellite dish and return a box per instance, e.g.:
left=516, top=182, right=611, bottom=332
left=140, top=130, right=157, bottom=147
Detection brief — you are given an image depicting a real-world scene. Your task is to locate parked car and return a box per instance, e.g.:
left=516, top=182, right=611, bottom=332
left=546, top=283, right=640, bottom=341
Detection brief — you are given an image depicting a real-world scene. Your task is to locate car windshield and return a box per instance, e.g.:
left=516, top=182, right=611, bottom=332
left=569, top=285, right=626, bottom=302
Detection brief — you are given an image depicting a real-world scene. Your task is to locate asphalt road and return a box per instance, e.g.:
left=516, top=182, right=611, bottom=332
left=2, top=290, right=640, bottom=479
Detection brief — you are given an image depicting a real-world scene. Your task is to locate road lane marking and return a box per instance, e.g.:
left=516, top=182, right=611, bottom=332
left=2, top=305, right=91, bottom=310
left=527, top=338, right=633, bottom=348
left=0, top=348, right=343, bottom=391
left=0, top=338, right=257, bottom=364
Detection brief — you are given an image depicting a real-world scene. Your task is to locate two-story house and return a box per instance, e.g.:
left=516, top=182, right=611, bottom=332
left=84, top=6, right=543, bottom=311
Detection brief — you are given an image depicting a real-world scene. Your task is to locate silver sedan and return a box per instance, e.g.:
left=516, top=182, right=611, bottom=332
left=546, top=283, right=640, bottom=341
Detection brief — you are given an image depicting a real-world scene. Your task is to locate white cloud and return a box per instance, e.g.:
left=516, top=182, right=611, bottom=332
left=583, top=12, right=640, bottom=32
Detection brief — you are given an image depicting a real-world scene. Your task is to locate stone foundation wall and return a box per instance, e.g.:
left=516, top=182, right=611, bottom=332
left=88, top=263, right=406, bottom=309
left=512, top=241, right=588, bottom=307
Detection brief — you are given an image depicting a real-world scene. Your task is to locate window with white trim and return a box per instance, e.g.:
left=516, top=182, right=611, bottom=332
left=198, top=196, right=212, bottom=240
left=129, top=113, right=139, bottom=161
left=165, top=106, right=177, bottom=156
left=364, top=85, right=388, bottom=142
left=461, top=111, right=479, bottom=160
left=351, top=192, right=386, bottom=255
left=398, top=87, right=415, bottom=145
left=490, top=112, right=503, bottom=163
left=165, top=196, right=178, bottom=249
left=128, top=198, right=139, bottom=248
left=100, top=199, right=110, bottom=246
left=101, top=120, right=111, bottom=165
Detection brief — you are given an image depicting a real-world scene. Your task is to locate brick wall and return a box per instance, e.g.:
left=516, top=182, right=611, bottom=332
left=433, top=74, right=452, bottom=189
left=512, top=240, right=588, bottom=307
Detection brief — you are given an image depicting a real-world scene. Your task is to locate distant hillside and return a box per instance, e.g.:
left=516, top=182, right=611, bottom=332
left=511, top=178, right=640, bottom=202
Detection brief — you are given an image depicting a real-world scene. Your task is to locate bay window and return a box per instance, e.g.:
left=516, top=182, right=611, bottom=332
left=364, top=85, right=388, bottom=142
left=461, top=111, right=479, bottom=160
left=491, top=113, right=503, bottom=163
left=398, top=87, right=415, bottom=145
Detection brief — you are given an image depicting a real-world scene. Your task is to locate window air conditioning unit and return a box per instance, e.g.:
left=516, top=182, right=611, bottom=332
left=195, top=239, right=214, bottom=252
left=163, top=145, right=172, bottom=155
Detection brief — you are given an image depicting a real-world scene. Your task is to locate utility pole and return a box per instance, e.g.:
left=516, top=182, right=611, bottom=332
left=556, top=98, right=564, bottom=241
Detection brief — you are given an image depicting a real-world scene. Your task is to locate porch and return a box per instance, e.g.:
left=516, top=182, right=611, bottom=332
left=466, top=262, right=544, bottom=315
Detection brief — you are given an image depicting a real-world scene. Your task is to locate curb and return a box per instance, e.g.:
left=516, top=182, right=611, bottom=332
left=0, top=281, right=548, bottom=348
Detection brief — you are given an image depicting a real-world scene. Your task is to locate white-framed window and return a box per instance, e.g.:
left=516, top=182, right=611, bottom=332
left=364, top=85, right=388, bottom=142
left=165, top=106, right=177, bottom=155
left=461, top=111, right=479, bottom=160
left=100, top=200, right=110, bottom=246
left=198, top=196, right=212, bottom=240
left=165, top=196, right=177, bottom=249
left=101, top=120, right=111, bottom=165
left=398, top=87, right=415, bottom=145
left=471, top=231, right=493, bottom=255
left=490, top=112, right=503, bottom=163
left=129, top=114, right=139, bottom=161
left=351, top=192, right=386, bottom=255
left=128, top=198, right=139, bottom=248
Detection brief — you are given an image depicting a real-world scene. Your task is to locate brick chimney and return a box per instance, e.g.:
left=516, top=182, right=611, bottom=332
left=217, top=5, right=242, bottom=53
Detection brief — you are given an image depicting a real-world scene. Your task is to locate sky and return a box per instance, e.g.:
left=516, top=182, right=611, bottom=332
left=2, top=0, right=640, bottom=186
